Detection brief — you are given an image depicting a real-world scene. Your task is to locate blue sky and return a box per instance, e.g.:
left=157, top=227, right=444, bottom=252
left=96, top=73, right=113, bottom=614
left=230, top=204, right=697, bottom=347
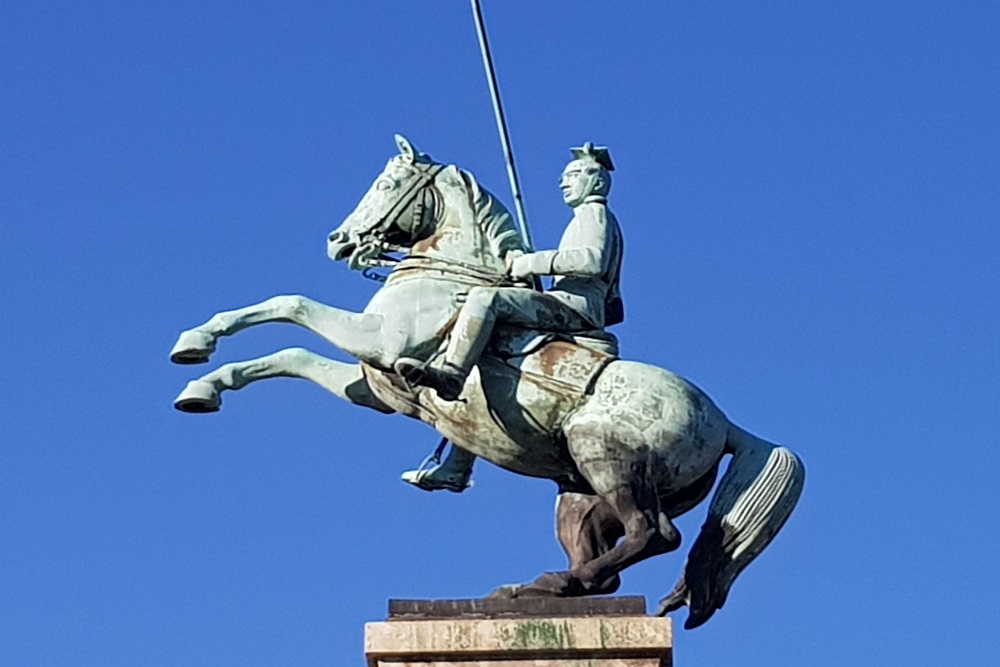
left=2, top=2, right=998, bottom=665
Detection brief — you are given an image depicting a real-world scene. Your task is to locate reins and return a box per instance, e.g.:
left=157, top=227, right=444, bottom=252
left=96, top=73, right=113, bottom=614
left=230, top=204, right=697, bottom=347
left=357, top=160, right=519, bottom=290
left=386, top=253, right=513, bottom=287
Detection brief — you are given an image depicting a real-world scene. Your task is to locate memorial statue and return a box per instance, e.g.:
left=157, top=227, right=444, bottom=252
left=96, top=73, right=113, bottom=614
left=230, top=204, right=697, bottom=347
left=398, top=142, right=623, bottom=493
left=170, top=135, right=804, bottom=629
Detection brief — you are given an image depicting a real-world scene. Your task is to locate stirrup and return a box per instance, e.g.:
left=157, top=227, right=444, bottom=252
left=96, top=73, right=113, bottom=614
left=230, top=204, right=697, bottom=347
left=401, top=447, right=473, bottom=493
left=400, top=465, right=474, bottom=493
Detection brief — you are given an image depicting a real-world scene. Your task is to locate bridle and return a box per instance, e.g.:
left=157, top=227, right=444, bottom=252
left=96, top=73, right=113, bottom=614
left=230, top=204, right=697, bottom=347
left=344, top=160, right=445, bottom=275
left=347, top=159, right=512, bottom=288
left=369, top=161, right=445, bottom=244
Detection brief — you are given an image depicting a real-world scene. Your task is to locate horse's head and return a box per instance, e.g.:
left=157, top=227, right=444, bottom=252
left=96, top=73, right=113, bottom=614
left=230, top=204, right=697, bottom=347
left=329, top=135, right=523, bottom=274
left=327, top=135, right=446, bottom=270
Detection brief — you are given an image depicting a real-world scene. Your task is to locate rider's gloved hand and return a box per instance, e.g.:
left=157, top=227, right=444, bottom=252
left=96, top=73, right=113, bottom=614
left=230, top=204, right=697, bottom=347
left=506, top=250, right=554, bottom=280
left=504, top=249, right=525, bottom=278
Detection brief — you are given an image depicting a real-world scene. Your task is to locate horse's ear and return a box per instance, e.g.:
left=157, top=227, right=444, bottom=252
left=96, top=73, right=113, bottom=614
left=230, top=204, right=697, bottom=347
left=394, top=134, right=416, bottom=163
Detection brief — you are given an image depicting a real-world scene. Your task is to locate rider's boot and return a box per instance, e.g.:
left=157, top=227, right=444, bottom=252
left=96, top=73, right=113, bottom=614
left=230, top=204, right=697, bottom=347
left=394, top=358, right=466, bottom=401
left=398, top=308, right=494, bottom=401
left=401, top=445, right=476, bottom=492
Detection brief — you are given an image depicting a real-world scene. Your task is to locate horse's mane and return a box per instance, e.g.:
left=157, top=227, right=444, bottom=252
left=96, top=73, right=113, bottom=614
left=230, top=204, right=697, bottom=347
left=455, top=166, right=525, bottom=259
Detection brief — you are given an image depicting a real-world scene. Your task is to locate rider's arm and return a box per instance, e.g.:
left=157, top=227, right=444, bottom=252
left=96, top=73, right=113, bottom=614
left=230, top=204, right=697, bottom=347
left=508, top=203, right=611, bottom=278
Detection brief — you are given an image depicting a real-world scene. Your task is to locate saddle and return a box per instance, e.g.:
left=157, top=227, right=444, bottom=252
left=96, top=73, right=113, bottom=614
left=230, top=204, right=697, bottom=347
left=369, top=327, right=619, bottom=418
left=485, top=327, right=619, bottom=397
left=491, top=327, right=619, bottom=358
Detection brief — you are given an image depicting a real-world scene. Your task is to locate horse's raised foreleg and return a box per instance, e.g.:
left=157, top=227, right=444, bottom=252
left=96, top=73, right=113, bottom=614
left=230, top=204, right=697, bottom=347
left=173, top=347, right=392, bottom=414
left=170, top=295, right=404, bottom=368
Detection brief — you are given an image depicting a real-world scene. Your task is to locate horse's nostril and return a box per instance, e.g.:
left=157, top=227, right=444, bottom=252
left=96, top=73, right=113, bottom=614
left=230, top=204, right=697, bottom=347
left=329, top=240, right=358, bottom=262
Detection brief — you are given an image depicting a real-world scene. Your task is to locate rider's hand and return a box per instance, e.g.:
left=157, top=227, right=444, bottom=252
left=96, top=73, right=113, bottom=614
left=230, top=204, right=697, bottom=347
left=508, top=251, right=555, bottom=281
left=504, top=250, right=526, bottom=276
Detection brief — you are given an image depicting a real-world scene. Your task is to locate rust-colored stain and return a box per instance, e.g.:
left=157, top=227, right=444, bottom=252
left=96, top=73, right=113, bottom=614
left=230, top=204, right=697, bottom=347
left=413, top=232, right=442, bottom=252
left=537, top=341, right=576, bottom=376
left=434, top=311, right=461, bottom=340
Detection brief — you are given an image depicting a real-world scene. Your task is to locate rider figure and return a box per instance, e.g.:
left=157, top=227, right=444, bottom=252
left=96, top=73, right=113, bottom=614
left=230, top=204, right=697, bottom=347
left=398, top=142, right=624, bottom=492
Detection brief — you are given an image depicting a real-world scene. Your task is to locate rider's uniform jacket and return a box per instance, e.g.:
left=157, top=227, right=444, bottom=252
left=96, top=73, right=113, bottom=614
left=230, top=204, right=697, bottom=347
left=508, top=194, right=624, bottom=328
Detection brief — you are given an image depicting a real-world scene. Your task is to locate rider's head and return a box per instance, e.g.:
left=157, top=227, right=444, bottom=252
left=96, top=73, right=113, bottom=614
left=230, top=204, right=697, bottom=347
left=560, top=142, right=614, bottom=208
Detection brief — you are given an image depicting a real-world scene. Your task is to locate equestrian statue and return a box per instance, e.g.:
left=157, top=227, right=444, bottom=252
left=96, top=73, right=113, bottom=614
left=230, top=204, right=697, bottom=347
left=170, top=135, right=804, bottom=629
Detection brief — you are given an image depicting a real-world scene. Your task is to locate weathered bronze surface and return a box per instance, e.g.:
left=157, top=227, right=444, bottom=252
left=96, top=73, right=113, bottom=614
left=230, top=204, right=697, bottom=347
left=171, top=137, right=805, bottom=628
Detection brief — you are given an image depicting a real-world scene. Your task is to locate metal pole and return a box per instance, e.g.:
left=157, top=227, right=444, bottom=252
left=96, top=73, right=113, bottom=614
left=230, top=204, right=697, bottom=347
left=470, top=0, right=534, bottom=251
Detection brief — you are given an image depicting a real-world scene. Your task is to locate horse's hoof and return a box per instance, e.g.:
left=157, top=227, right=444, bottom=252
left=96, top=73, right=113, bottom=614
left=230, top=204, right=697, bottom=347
left=174, top=380, right=221, bottom=413
left=170, top=330, right=216, bottom=364
left=486, top=584, right=520, bottom=600
left=517, top=572, right=575, bottom=597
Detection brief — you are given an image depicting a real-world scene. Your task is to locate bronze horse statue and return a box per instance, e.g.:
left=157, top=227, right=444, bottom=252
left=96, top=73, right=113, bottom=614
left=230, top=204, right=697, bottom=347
left=170, top=136, right=804, bottom=628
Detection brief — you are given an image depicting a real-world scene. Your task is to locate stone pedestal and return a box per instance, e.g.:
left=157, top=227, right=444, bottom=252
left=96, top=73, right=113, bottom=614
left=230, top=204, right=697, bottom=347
left=365, top=597, right=672, bottom=667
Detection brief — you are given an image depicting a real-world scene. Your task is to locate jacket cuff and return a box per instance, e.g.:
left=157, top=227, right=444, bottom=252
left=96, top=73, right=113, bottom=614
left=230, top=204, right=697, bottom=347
left=512, top=250, right=556, bottom=277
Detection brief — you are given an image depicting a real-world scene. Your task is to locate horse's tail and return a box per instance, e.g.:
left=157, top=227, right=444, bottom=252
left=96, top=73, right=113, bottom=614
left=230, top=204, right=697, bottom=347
left=656, top=425, right=805, bottom=628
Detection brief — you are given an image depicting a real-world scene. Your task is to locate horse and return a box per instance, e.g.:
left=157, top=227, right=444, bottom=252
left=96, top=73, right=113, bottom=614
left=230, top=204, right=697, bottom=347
left=170, top=135, right=804, bottom=629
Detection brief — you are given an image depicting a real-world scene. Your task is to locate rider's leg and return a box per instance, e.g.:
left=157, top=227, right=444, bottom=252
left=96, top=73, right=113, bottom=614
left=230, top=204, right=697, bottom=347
left=400, top=444, right=476, bottom=493
left=395, top=287, right=594, bottom=488
left=447, top=286, right=596, bottom=367
left=397, top=287, right=593, bottom=400
left=438, top=285, right=502, bottom=373
left=171, top=295, right=405, bottom=369
left=393, top=285, right=505, bottom=400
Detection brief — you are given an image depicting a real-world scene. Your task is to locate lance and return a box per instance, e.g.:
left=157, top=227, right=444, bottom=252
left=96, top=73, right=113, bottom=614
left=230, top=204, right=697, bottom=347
left=469, top=0, right=534, bottom=252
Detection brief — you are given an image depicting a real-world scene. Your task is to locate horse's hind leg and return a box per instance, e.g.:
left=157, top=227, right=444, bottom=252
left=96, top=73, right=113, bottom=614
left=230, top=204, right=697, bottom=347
left=171, top=295, right=401, bottom=368
left=554, top=492, right=624, bottom=594
left=174, top=347, right=391, bottom=414
left=501, top=429, right=680, bottom=598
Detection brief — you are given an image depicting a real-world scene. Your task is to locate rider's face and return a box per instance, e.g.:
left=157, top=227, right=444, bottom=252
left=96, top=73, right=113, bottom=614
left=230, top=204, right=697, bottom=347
left=560, top=160, right=600, bottom=207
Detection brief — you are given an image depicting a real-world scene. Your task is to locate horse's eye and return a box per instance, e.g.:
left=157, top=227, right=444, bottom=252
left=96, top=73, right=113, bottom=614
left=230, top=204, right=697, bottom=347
left=376, top=180, right=392, bottom=191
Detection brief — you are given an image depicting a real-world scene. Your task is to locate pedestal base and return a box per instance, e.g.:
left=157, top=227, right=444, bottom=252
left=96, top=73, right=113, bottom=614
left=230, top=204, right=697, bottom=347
left=365, top=598, right=671, bottom=667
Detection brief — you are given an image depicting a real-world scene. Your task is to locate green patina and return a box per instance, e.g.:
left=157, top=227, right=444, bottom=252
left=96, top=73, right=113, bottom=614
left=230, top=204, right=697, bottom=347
left=599, top=620, right=612, bottom=648
left=503, top=619, right=576, bottom=649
